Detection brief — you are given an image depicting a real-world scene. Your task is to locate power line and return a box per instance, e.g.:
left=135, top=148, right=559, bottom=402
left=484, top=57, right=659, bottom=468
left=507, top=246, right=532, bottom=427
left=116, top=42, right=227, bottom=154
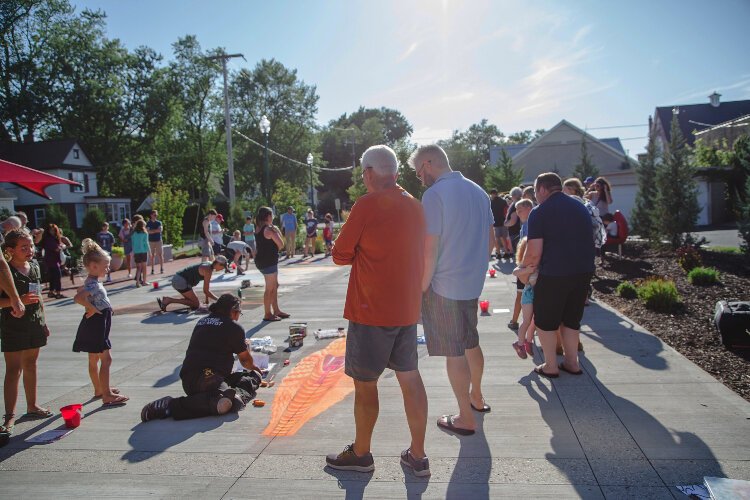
left=234, top=130, right=354, bottom=171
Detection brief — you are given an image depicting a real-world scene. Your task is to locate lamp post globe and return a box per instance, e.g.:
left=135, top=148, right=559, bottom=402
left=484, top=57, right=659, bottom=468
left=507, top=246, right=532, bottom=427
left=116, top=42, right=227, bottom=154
left=306, top=153, right=314, bottom=208
left=259, top=115, right=271, bottom=200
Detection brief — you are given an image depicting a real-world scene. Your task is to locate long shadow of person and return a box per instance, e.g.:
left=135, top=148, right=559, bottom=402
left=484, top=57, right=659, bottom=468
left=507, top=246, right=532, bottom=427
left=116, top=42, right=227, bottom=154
left=523, top=357, right=727, bottom=495
left=444, top=412, right=491, bottom=500
left=122, top=412, right=239, bottom=463
left=580, top=301, right=668, bottom=371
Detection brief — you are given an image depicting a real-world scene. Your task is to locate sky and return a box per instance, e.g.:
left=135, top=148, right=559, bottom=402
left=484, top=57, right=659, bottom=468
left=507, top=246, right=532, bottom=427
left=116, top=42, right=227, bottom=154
left=71, top=0, right=750, bottom=157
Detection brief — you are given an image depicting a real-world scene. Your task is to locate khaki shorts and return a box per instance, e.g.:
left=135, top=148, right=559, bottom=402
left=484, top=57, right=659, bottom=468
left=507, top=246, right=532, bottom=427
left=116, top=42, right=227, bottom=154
left=421, top=286, right=479, bottom=357
left=344, top=322, right=418, bottom=381
left=149, top=240, right=163, bottom=254
left=200, top=238, right=214, bottom=258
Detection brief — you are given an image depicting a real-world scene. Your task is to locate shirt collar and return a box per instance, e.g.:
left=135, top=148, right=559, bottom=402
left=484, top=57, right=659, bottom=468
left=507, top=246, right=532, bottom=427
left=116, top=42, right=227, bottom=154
left=434, top=170, right=463, bottom=185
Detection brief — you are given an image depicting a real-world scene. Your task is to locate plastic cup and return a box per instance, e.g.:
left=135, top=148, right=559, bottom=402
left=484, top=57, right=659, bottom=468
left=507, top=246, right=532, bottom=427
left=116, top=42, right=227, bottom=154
left=60, top=404, right=83, bottom=429
left=489, top=269, right=496, bottom=278
left=479, top=300, right=490, bottom=313
left=153, top=281, right=159, bottom=289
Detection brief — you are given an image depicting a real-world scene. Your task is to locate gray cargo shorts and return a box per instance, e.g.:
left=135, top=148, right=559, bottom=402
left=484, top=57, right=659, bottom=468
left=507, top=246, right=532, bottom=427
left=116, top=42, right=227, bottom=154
left=344, top=322, right=418, bottom=382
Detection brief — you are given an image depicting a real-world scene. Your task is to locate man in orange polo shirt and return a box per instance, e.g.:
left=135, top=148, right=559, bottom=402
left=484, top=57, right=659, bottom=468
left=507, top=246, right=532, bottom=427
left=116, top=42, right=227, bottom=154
left=325, top=145, right=430, bottom=477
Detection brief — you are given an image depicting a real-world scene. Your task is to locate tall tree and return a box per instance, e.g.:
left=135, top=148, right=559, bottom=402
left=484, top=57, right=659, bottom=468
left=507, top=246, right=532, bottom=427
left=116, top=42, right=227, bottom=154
left=231, top=59, right=320, bottom=201
left=485, top=148, right=523, bottom=192
left=571, top=135, right=599, bottom=180
left=160, top=36, right=226, bottom=204
left=631, top=128, right=659, bottom=238
left=505, top=129, right=546, bottom=145
left=654, top=115, right=701, bottom=248
left=437, top=119, right=504, bottom=186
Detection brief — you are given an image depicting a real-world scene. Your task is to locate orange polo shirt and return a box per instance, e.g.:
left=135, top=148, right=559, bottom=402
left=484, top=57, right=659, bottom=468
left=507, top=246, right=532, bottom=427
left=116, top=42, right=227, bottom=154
left=332, top=185, right=425, bottom=327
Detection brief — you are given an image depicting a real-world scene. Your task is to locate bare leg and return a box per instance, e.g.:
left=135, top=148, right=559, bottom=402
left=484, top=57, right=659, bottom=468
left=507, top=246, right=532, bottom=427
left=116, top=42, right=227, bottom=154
left=20, top=348, right=42, bottom=412
left=466, top=346, right=486, bottom=409
left=162, top=290, right=200, bottom=310
left=395, top=370, right=428, bottom=458
left=352, top=379, right=379, bottom=456
left=98, top=351, right=126, bottom=403
left=518, top=304, right=534, bottom=344
left=536, top=328, right=560, bottom=375
left=125, top=254, right=131, bottom=276
left=445, top=355, right=475, bottom=431
left=87, top=353, right=101, bottom=396
left=560, top=326, right=581, bottom=372
left=262, top=274, right=276, bottom=317
left=268, top=273, right=287, bottom=316
left=511, top=292, right=522, bottom=323
left=3, top=352, right=22, bottom=427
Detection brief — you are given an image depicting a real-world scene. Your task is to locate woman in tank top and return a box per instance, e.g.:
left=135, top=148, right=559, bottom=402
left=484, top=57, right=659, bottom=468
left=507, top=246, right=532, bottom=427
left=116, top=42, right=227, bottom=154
left=254, top=207, right=289, bottom=321
left=156, top=256, right=228, bottom=312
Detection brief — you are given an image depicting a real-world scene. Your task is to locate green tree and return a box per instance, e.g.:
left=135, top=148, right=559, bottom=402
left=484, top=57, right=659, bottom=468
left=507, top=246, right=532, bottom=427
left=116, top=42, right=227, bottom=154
left=151, top=181, right=188, bottom=248
left=346, top=166, right=368, bottom=202
left=631, top=129, right=659, bottom=238
left=571, top=135, right=599, bottom=180
left=654, top=115, right=701, bottom=248
left=505, top=129, right=546, bottom=145
left=485, top=149, right=523, bottom=192
left=270, top=180, right=306, bottom=224
left=437, top=119, right=504, bottom=185
left=82, top=207, right=106, bottom=240
left=231, top=59, right=320, bottom=201
left=395, top=140, right=423, bottom=199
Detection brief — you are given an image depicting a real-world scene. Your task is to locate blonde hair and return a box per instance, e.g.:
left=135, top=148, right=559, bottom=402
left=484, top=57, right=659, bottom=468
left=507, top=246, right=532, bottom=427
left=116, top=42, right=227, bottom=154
left=516, top=237, right=528, bottom=263
left=81, top=238, right=110, bottom=267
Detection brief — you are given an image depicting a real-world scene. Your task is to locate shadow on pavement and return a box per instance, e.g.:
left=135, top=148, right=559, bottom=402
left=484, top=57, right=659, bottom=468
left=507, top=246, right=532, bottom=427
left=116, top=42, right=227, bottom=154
left=153, top=364, right=181, bottom=388
left=122, top=412, right=239, bottom=463
left=581, top=301, right=667, bottom=371
left=141, top=310, right=198, bottom=326
left=445, top=412, right=491, bottom=500
left=323, top=467, right=372, bottom=500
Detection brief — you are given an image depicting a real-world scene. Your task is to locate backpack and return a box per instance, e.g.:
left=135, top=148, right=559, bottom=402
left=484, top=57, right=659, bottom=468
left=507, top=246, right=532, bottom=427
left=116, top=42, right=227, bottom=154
left=585, top=201, right=606, bottom=249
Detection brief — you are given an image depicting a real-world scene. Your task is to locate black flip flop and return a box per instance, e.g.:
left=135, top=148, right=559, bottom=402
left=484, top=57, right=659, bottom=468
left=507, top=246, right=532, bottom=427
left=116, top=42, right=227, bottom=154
left=471, top=402, right=491, bottom=413
left=558, top=363, right=583, bottom=375
left=156, top=298, right=166, bottom=312
left=437, top=415, right=475, bottom=436
left=534, top=366, right=559, bottom=379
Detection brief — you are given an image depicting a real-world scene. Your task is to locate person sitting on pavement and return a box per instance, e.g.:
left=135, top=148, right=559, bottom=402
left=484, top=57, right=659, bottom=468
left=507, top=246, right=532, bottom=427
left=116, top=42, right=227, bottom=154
left=141, top=294, right=262, bottom=421
left=156, top=256, right=228, bottom=312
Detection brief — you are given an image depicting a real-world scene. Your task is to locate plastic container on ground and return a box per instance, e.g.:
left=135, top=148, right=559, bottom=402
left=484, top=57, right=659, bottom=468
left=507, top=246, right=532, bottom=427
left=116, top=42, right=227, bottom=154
left=314, top=328, right=346, bottom=340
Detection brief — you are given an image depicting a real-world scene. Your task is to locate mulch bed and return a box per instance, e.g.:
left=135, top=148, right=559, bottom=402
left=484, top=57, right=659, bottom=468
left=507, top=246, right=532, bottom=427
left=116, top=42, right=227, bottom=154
left=592, top=243, right=750, bottom=402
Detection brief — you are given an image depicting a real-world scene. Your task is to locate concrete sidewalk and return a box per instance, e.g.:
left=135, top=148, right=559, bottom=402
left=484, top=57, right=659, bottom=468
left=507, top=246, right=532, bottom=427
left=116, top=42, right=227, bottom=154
left=0, top=255, right=748, bottom=499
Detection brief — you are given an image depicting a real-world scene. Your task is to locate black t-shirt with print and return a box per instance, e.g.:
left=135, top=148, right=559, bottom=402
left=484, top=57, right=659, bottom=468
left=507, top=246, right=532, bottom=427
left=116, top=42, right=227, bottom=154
left=305, top=218, right=318, bottom=237
left=180, top=314, right=246, bottom=379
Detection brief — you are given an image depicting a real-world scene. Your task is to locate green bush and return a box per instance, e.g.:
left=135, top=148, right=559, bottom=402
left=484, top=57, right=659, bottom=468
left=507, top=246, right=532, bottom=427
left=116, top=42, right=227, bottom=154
left=616, top=281, right=638, bottom=299
left=687, top=266, right=720, bottom=285
left=111, top=246, right=125, bottom=258
left=82, top=207, right=107, bottom=240
left=676, top=245, right=702, bottom=272
left=637, top=278, right=681, bottom=312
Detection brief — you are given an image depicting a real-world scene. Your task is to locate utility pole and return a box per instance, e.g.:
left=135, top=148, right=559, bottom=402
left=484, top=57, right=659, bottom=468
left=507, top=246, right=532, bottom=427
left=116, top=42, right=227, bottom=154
left=206, top=52, right=245, bottom=207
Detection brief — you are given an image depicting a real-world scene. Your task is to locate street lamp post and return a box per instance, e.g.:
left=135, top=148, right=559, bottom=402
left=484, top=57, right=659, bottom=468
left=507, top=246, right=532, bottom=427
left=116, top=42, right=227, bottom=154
left=260, top=115, right=271, bottom=200
left=306, top=153, right=314, bottom=209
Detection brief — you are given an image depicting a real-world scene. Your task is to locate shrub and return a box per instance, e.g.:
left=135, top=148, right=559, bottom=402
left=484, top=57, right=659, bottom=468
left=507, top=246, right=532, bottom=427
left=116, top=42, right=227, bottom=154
left=637, top=278, right=681, bottom=312
left=687, top=266, right=720, bottom=286
left=676, top=245, right=702, bottom=272
left=111, top=246, right=125, bottom=258
left=616, top=281, right=638, bottom=299
left=82, top=207, right=107, bottom=240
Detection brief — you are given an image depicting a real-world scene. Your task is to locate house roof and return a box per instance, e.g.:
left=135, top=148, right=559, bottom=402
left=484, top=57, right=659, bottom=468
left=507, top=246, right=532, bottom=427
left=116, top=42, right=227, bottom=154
left=655, top=99, right=750, bottom=145
left=0, top=188, right=17, bottom=200
left=494, top=120, right=636, bottom=167
left=0, top=139, right=95, bottom=171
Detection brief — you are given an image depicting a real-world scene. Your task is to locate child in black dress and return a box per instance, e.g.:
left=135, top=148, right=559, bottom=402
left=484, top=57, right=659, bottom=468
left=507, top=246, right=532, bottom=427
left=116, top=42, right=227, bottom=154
left=73, top=239, right=128, bottom=406
left=1, top=230, right=52, bottom=435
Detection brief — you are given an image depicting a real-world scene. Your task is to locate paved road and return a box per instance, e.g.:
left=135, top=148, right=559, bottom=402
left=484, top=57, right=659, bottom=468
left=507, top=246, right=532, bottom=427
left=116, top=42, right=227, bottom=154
left=0, top=255, right=748, bottom=499
left=694, top=227, right=743, bottom=248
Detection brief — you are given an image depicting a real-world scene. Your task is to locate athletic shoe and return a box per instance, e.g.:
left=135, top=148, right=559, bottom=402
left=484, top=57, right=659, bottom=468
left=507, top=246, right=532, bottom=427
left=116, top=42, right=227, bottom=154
left=141, top=396, right=172, bottom=422
left=507, top=321, right=519, bottom=330
left=512, top=341, right=528, bottom=359
left=325, top=444, right=375, bottom=472
left=400, top=448, right=430, bottom=477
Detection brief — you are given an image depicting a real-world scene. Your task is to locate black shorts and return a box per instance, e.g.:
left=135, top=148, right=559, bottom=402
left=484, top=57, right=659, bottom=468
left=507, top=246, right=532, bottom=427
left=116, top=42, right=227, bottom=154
left=533, top=273, right=593, bottom=332
left=516, top=278, right=525, bottom=291
left=134, top=252, right=148, bottom=264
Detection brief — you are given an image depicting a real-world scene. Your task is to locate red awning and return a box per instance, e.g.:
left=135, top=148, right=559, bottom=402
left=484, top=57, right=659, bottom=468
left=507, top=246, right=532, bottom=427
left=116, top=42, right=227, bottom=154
left=0, top=158, right=82, bottom=199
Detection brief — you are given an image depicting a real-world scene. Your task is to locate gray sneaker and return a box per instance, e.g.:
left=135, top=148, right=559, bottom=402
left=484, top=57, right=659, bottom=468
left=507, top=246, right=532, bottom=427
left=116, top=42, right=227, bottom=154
left=401, top=448, right=430, bottom=477
left=140, top=396, right=172, bottom=422
left=326, top=444, right=375, bottom=473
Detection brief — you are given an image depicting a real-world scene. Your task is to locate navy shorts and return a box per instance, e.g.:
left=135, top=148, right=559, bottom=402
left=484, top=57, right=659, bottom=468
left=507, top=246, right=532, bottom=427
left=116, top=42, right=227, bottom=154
left=533, top=273, right=593, bottom=332
left=257, top=264, right=278, bottom=275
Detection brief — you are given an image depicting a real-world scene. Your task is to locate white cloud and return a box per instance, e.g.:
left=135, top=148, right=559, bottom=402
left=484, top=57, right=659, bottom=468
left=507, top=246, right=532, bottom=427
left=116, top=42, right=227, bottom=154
left=440, top=91, right=474, bottom=103
left=673, top=77, right=750, bottom=103
left=398, top=42, right=420, bottom=62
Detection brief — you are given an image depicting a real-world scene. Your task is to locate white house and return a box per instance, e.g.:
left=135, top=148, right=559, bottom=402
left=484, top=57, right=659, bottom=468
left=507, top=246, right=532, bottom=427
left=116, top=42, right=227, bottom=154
left=0, top=139, right=131, bottom=228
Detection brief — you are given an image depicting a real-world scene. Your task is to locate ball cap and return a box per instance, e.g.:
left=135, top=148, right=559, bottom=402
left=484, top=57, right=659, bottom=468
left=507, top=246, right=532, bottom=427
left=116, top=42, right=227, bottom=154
left=584, top=176, right=595, bottom=184
left=216, top=214, right=224, bottom=222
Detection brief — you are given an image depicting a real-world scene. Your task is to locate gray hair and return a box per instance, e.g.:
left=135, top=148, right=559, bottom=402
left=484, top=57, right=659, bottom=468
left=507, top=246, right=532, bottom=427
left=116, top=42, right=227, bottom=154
left=361, top=145, right=398, bottom=176
left=408, top=144, right=450, bottom=170
left=510, top=187, right=523, bottom=199
left=0, top=216, right=22, bottom=233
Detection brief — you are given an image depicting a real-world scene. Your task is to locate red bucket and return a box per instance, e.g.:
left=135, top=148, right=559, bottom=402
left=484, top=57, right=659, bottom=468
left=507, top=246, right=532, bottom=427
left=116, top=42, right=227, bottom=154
left=60, top=404, right=83, bottom=429
left=479, top=300, right=490, bottom=314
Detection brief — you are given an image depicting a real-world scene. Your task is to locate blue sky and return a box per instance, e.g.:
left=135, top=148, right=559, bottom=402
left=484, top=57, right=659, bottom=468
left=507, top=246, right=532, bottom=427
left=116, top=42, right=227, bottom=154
left=72, top=0, right=750, bottom=156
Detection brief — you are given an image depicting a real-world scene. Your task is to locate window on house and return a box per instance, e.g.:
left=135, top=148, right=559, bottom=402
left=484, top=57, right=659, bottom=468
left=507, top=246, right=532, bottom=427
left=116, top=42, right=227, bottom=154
left=75, top=204, right=86, bottom=228
left=71, top=172, right=85, bottom=193
left=34, top=208, right=46, bottom=228
left=73, top=149, right=80, bottom=159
